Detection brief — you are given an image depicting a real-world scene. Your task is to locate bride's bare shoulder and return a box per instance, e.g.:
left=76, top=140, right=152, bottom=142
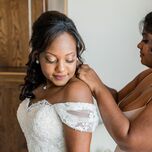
left=63, top=77, right=93, bottom=104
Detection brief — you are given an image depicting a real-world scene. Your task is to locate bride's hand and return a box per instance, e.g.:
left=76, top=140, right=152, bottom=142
left=77, top=64, right=103, bottom=95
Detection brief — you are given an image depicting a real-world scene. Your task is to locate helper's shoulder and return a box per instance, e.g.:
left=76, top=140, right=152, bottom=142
left=137, top=68, right=152, bottom=82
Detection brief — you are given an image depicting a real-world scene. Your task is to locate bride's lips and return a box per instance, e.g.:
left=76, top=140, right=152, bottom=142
left=53, top=75, right=66, bottom=80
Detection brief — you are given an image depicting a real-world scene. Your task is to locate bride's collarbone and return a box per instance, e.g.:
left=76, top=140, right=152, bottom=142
left=31, top=87, right=64, bottom=105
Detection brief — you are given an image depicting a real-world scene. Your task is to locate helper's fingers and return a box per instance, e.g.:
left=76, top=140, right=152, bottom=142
left=80, top=64, right=90, bottom=69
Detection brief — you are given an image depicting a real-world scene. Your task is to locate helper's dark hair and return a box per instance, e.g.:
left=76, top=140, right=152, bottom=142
left=140, top=12, right=152, bottom=34
left=19, top=11, right=85, bottom=101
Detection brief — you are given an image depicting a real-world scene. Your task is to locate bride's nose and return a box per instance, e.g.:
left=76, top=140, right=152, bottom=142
left=55, top=61, right=65, bottom=72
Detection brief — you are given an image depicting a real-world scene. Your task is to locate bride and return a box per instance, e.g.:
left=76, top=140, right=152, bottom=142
left=17, top=11, right=99, bottom=152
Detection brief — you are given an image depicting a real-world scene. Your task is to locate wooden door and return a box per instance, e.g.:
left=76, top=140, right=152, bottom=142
left=0, top=71, right=27, bottom=152
left=0, top=0, right=29, bottom=67
left=0, top=0, right=45, bottom=68
left=0, top=0, right=46, bottom=152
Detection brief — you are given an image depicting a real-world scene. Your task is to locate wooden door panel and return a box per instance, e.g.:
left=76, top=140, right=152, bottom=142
left=0, top=0, right=29, bottom=67
left=0, top=73, right=27, bottom=152
left=0, top=0, right=63, bottom=151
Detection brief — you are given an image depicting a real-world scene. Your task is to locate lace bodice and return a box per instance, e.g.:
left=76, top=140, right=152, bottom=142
left=17, top=98, right=99, bottom=152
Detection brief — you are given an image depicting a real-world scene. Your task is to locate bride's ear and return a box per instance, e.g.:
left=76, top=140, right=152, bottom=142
left=31, top=51, right=39, bottom=63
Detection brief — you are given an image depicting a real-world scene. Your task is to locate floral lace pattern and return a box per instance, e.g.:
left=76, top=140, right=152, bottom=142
left=55, top=102, right=99, bottom=132
left=17, top=98, right=99, bottom=152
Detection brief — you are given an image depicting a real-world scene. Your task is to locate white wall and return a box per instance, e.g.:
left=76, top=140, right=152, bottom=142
left=67, top=0, right=152, bottom=152
left=67, top=0, right=152, bottom=90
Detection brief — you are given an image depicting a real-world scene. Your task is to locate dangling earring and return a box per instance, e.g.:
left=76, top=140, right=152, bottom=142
left=36, top=59, right=39, bottom=64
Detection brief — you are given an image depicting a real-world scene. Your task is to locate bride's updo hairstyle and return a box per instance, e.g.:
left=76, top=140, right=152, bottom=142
left=19, top=11, right=85, bottom=101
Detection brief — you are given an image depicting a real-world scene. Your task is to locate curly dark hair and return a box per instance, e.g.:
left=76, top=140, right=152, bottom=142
left=19, top=11, right=85, bottom=101
left=140, top=12, right=152, bottom=34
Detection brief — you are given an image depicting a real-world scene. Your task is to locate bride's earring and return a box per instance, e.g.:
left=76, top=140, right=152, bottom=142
left=42, top=85, right=47, bottom=90
left=36, top=59, right=39, bottom=64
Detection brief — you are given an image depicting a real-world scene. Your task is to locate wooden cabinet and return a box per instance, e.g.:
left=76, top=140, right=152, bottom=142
left=0, top=0, right=67, bottom=151
left=0, top=0, right=46, bottom=67
left=0, top=69, right=27, bottom=152
left=0, top=0, right=47, bottom=152
left=0, top=0, right=29, bottom=67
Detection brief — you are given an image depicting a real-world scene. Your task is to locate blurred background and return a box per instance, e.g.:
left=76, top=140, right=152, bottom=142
left=0, top=0, right=151, bottom=152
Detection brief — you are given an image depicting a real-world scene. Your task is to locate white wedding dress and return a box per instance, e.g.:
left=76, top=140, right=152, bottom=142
left=17, top=98, right=99, bottom=152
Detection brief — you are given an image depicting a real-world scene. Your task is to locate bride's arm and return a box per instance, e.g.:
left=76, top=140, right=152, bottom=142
left=63, top=124, right=92, bottom=152
left=57, top=79, right=98, bottom=152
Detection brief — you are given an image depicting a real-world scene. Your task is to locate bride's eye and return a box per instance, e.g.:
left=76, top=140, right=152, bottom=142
left=66, top=54, right=76, bottom=63
left=66, top=59, right=75, bottom=63
left=45, top=57, right=57, bottom=63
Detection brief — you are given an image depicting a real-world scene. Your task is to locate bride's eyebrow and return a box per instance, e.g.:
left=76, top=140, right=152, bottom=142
left=45, top=51, right=76, bottom=57
left=45, top=52, right=56, bottom=57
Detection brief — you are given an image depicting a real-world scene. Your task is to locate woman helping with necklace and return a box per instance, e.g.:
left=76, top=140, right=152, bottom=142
left=78, top=12, right=152, bottom=152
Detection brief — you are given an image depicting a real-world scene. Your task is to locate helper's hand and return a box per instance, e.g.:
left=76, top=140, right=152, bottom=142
left=77, top=64, right=104, bottom=96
